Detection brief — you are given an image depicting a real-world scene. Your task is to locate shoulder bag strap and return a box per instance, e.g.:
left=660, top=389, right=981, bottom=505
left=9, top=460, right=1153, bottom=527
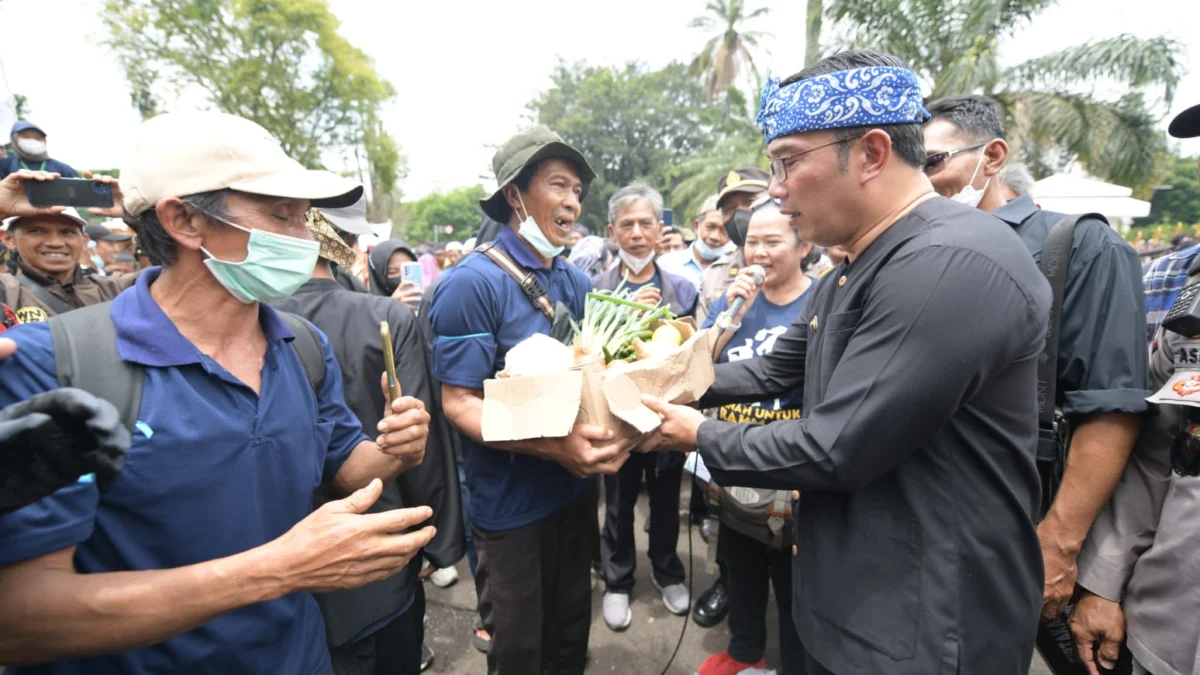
left=49, top=302, right=143, bottom=434
left=475, top=242, right=556, bottom=322
left=17, top=273, right=74, bottom=316
left=277, top=312, right=327, bottom=394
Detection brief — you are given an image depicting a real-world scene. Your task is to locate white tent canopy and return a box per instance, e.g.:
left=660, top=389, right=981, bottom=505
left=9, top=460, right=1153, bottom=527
left=1030, top=173, right=1151, bottom=219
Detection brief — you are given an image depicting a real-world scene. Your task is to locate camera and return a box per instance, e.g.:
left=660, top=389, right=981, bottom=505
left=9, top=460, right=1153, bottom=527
left=1162, top=282, right=1200, bottom=337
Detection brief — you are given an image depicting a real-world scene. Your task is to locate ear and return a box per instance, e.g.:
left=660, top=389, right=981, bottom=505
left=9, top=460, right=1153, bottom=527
left=502, top=185, right=524, bottom=215
left=154, top=197, right=208, bottom=253
left=982, top=139, right=1009, bottom=177
left=857, top=129, right=892, bottom=186
left=606, top=223, right=616, bottom=240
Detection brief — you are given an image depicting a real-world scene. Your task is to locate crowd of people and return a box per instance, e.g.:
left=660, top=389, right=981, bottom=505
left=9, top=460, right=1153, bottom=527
left=0, top=47, right=1199, bottom=675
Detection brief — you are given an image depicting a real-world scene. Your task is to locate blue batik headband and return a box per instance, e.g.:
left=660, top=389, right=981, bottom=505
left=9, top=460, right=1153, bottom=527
left=756, top=66, right=931, bottom=144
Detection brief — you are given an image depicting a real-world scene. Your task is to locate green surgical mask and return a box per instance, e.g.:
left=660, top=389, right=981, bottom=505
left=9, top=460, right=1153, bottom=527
left=200, top=215, right=319, bottom=304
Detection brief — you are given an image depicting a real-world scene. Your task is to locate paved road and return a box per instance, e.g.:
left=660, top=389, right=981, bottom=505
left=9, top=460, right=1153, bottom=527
left=422, top=482, right=1054, bottom=675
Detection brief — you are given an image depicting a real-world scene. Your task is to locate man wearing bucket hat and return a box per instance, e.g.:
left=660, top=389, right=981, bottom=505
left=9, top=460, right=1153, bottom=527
left=273, top=209, right=463, bottom=675
left=431, top=125, right=630, bottom=675
left=0, top=111, right=435, bottom=674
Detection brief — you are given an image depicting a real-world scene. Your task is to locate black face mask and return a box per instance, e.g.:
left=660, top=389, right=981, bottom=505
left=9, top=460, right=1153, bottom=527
left=724, top=209, right=751, bottom=249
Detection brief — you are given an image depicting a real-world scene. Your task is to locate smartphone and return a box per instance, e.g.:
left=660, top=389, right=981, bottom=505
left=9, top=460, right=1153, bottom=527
left=25, top=178, right=113, bottom=208
left=380, top=321, right=401, bottom=408
left=400, top=262, right=423, bottom=289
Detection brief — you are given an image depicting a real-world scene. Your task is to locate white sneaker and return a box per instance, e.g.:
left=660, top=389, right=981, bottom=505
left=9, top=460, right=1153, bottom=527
left=602, top=592, right=632, bottom=631
left=430, top=566, right=459, bottom=588
left=652, top=577, right=690, bottom=616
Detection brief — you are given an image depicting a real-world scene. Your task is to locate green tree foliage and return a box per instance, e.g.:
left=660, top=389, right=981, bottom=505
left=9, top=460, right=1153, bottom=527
left=689, top=0, right=770, bottom=102
left=827, top=0, right=1184, bottom=189
left=102, top=0, right=402, bottom=195
left=1135, top=155, right=1200, bottom=227
left=528, top=61, right=761, bottom=231
left=402, top=185, right=488, bottom=244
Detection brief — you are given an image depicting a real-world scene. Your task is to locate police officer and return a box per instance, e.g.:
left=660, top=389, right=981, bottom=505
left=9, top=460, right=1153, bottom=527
left=644, top=50, right=1051, bottom=675
left=1068, top=101, right=1200, bottom=675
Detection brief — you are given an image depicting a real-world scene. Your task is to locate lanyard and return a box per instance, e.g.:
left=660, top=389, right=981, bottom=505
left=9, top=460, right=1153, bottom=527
left=19, top=160, right=48, bottom=171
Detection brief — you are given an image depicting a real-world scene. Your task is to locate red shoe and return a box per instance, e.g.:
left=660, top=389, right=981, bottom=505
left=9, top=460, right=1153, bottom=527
left=697, top=651, right=767, bottom=675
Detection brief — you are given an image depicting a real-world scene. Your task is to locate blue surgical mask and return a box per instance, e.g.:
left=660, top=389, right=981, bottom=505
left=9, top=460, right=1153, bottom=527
left=694, top=237, right=734, bottom=262
left=515, top=192, right=565, bottom=259
left=199, top=215, right=319, bottom=304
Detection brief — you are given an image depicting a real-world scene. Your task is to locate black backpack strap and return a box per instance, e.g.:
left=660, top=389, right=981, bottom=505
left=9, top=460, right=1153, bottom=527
left=18, top=274, right=74, bottom=316
left=475, top=242, right=556, bottom=322
left=278, top=312, right=326, bottom=393
left=1036, top=214, right=1082, bottom=459
left=49, top=302, right=143, bottom=434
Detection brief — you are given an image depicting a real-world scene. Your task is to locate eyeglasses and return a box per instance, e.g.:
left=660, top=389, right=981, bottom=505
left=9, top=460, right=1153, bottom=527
left=923, top=142, right=988, bottom=173
left=769, top=133, right=867, bottom=182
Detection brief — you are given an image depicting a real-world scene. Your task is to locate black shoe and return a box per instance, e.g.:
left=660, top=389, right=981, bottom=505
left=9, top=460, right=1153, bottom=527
left=691, top=580, right=729, bottom=628
left=420, top=643, right=435, bottom=671
left=697, top=518, right=713, bottom=544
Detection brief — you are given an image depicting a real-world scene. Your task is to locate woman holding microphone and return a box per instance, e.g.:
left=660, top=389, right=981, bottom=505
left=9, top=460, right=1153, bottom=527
left=696, top=196, right=816, bottom=675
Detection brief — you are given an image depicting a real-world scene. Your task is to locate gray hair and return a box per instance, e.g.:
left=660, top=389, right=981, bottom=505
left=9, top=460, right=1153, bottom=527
left=998, top=163, right=1035, bottom=197
left=607, top=182, right=664, bottom=223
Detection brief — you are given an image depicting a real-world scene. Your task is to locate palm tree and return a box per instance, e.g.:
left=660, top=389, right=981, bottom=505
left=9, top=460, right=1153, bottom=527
left=828, top=0, right=1183, bottom=191
left=689, top=0, right=770, bottom=102
left=806, top=0, right=824, bottom=67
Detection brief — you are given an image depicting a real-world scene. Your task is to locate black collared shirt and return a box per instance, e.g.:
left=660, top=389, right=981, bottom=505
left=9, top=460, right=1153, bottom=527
left=993, top=194, right=1149, bottom=417
left=698, top=196, right=1050, bottom=674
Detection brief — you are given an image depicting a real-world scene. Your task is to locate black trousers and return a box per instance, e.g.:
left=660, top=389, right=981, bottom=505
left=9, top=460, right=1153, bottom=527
left=328, top=584, right=425, bottom=675
left=721, top=526, right=805, bottom=674
left=585, top=478, right=602, bottom=568
left=473, top=491, right=593, bottom=675
left=601, top=452, right=685, bottom=593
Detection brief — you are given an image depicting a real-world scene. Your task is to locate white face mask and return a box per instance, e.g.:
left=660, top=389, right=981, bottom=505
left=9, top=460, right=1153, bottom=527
left=694, top=237, right=735, bottom=261
left=618, top=248, right=655, bottom=274
left=514, top=192, right=565, bottom=259
left=16, top=138, right=47, bottom=157
left=951, top=148, right=991, bottom=208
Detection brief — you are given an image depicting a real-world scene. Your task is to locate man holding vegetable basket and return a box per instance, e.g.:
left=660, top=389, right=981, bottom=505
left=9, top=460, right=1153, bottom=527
left=429, top=126, right=632, bottom=675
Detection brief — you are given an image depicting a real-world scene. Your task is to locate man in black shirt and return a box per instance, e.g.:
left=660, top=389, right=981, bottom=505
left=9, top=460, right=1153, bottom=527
left=272, top=210, right=463, bottom=675
left=644, top=50, right=1050, bottom=675
left=924, top=95, right=1148, bottom=624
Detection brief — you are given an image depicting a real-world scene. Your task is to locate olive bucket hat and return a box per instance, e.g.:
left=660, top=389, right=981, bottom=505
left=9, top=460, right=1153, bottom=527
left=480, top=125, right=596, bottom=223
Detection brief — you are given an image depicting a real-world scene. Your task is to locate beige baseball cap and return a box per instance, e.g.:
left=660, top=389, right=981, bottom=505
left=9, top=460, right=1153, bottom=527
left=121, top=111, right=363, bottom=218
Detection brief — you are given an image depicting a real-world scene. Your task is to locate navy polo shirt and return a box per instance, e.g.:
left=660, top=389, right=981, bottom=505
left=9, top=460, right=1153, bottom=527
left=0, top=268, right=368, bottom=675
left=429, top=227, right=591, bottom=532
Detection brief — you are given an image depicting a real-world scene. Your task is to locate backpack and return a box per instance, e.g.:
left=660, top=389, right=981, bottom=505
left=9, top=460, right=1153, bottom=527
left=48, top=302, right=325, bottom=434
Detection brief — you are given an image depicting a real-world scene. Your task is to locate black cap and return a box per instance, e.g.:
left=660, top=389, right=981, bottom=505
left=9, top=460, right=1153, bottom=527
left=85, top=224, right=133, bottom=242
left=1170, top=104, right=1200, bottom=139
left=716, top=167, right=770, bottom=209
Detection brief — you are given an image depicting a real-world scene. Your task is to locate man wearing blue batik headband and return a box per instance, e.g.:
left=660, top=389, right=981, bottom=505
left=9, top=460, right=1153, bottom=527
left=642, top=50, right=1050, bottom=675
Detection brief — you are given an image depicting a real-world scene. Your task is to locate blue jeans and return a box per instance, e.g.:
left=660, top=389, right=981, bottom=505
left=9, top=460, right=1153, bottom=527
left=459, top=463, right=478, bottom=575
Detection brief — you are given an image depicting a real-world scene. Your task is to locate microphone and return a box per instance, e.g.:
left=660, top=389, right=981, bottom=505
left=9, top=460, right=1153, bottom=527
left=720, top=264, right=765, bottom=332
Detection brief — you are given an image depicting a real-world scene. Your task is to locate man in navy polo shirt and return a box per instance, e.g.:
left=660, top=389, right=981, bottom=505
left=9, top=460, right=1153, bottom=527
left=0, top=112, right=435, bottom=675
left=431, top=126, right=631, bottom=675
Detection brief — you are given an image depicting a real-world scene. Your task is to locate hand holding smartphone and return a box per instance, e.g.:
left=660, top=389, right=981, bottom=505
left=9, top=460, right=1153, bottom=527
left=25, top=177, right=114, bottom=208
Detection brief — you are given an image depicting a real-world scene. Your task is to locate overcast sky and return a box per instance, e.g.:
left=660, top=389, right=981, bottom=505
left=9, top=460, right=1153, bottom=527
left=1, top=0, right=1196, bottom=201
